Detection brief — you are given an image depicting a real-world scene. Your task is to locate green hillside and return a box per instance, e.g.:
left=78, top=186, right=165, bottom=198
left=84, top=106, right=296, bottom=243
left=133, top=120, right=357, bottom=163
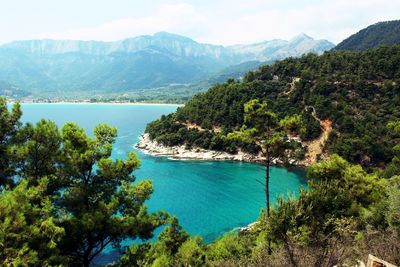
left=335, top=20, right=400, bottom=51
left=146, top=46, right=400, bottom=166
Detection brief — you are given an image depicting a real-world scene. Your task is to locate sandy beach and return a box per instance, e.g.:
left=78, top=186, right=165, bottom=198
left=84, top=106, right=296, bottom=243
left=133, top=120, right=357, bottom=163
left=9, top=101, right=184, bottom=106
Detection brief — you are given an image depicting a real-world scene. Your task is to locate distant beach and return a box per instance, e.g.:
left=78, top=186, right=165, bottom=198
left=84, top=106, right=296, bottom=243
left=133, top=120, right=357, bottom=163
left=9, top=101, right=184, bottom=106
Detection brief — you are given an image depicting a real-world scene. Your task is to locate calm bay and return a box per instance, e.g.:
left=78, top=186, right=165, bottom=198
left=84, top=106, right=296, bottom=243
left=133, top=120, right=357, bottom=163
left=20, top=103, right=307, bottom=243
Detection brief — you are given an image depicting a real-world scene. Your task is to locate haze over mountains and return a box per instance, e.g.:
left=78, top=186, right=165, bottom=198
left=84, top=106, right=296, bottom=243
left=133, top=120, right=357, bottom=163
left=0, top=32, right=334, bottom=99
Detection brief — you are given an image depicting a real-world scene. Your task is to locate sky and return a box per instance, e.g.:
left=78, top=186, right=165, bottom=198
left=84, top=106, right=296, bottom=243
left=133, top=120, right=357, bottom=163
left=0, top=0, right=399, bottom=45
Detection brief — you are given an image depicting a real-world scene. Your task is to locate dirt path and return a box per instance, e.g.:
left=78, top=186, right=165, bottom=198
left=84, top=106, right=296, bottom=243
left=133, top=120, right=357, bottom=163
left=301, top=107, right=332, bottom=165
left=283, top=77, right=301, bottom=95
left=182, top=122, right=221, bottom=133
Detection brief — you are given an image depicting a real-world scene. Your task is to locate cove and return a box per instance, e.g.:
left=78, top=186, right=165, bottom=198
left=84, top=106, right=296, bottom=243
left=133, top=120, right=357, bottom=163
left=19, top=103, right=308, bottom=243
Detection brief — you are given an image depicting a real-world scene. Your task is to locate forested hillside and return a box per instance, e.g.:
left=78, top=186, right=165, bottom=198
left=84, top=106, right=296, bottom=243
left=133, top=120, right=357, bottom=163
left=146, top=46, right=400, bottom=166
left=335, top=20, right=400, bottom=51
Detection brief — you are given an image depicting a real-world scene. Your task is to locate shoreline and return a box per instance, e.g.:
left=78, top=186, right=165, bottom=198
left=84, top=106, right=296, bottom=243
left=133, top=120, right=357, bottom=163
left=135, top=134, right=307, bottom=239
left=8, top=101, right=183, bottom=106
left=135, top=133, right=303, bottom=166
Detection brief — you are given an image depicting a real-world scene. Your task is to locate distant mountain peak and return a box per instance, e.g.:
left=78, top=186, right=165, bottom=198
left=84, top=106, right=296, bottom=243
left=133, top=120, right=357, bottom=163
left=153, top=31, right=187, bottom=38
left=152, top=31, right=198, bottom=44
left=290, top=33, right=314, bottom=43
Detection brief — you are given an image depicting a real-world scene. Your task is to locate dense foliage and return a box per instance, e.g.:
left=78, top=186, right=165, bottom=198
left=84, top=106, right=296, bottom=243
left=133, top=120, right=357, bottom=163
left=0, top=98, right=21, bottom=186
left=1, top=102, right=400, bottom=266
left=335, top=20, right=400, bottom=51
left=0, top=99, right=168, bottom=266
left=146, top=45, right=400, bottom=166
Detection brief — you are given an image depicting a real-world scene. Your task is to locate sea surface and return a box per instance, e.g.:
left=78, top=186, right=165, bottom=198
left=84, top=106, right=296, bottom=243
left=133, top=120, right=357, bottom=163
left=19, top=103, right=307, bottom=243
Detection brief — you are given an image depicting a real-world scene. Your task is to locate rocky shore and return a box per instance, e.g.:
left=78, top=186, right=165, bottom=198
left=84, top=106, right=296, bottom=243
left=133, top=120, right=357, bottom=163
left=135, top=133, right=290, bottom=165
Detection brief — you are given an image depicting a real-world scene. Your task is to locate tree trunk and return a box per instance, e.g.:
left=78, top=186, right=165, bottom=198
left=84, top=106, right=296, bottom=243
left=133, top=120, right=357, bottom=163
left=284, top=239, right=298, bottom=267
left=266, top=148, right=272, bottom=255
left=266, top=150, right=270, bottom=219
left=83, top=258, right=89, bottom=267
left=83, top=244, right=91, bottom=267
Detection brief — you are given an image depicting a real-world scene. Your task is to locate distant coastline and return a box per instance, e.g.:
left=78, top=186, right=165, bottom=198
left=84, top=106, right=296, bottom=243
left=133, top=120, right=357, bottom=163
left=8, top=101, right=184, bottom=106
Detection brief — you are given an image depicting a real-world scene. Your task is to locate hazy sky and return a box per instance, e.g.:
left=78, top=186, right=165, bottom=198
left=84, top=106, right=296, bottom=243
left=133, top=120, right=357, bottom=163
left=0, top=0, right=399, bottom=45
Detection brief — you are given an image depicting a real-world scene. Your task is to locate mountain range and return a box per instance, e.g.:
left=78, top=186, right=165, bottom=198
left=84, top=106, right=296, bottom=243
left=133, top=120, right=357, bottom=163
left=0, top=32, right=334, bottom=99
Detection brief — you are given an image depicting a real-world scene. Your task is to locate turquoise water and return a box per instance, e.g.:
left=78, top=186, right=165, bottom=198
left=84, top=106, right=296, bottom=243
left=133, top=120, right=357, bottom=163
left=20, top=103, right=307, bottom=243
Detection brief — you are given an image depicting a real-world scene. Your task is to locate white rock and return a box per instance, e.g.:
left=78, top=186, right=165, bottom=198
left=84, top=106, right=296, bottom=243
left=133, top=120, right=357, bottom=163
left=135, top=133, right=303, bottom=166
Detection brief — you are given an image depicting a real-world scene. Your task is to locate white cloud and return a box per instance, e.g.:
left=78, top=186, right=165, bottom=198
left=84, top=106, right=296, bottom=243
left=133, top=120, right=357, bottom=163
left=194, top=0, right=400, bottom=45
left=39, top=3, right=202, bottom=41
left=37, top=0, right=400, bottom=45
